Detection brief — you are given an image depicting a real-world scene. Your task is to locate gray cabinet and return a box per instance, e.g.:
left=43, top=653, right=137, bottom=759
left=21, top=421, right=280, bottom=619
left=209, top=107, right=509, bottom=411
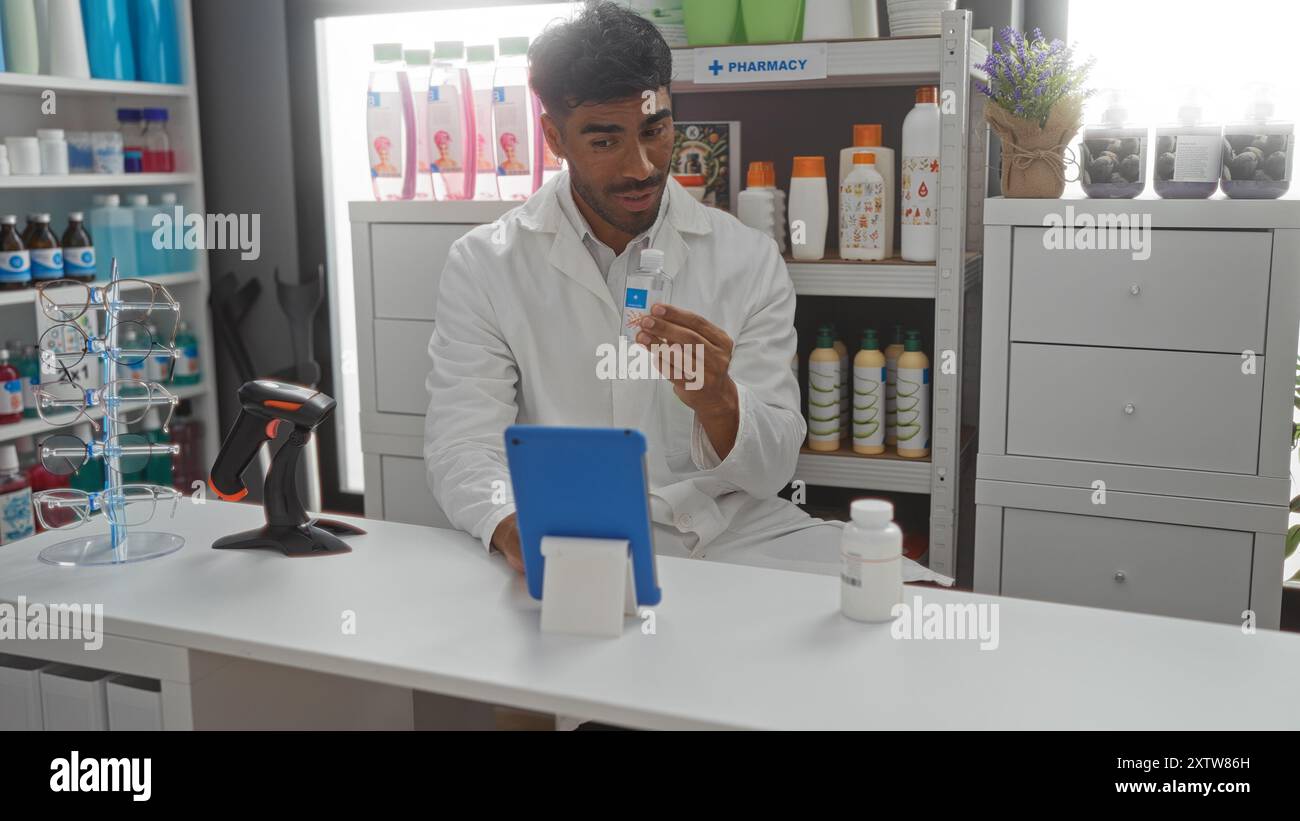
left=976, top=199, right=1300, bottom=628
left=350, top=201, right=515, bottom=529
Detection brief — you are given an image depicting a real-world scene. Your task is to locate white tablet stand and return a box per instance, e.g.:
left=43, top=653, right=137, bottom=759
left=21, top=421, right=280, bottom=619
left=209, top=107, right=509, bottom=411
left=539, top=536, right=637, bottom=638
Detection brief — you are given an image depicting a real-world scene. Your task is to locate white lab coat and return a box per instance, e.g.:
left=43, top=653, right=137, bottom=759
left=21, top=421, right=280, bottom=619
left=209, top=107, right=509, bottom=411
left=424, top=171, right=823, bottom=559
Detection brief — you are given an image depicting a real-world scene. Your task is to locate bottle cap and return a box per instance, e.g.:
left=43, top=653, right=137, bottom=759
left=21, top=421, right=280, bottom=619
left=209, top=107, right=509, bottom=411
left=466, top=44, right=495, bottom=63
left=128, top=194, right=148, bottom=206
left=850, top=498, right=893, bottom=527
left=816, top=325, right=834, bottom=347
left=68, top=211, right=84, bottom=221
left=853, top=123, right=882, bottom=147
left=853, top=151, right=876, bottom=165
left=638, top=248, right=665, bottom=271
left=498, top=36, right=529, bottom=56
left=403, top=48, right=431, bottom=65
left=916, top=86, right=937, bottom=104
left=35, top=213, right=50, bottom=223
left=0, top=215, right=14, bottom=225
left=117, top=108, right=142, bottom=122
left=747, top=161, right=774, bottom=187
left=861, top=328, right=878, bottom=349
left=37, top=129, right=65, bottom=140
left=160, top=192, right=177, bottom=204
left=142, top=108, right=169, bottom=121
left=791, top=156, right=826, bottom=178
left=905, top=330, right=922, bottom=352
left=103, top=194, right=121, bottom=207
left=372, top=43, right=403, bottom=62
left=434, top=41, right=465, bottom=60
left=0, top=444, right=17, bottom=474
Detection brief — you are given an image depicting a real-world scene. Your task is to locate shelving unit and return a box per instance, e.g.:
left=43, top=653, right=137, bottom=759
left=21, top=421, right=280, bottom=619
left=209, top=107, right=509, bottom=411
left=672, top=10, right=989, bottom=578
left=0, top=173, right=199, bottom=190
left=0, top=0, right=219, bottom=467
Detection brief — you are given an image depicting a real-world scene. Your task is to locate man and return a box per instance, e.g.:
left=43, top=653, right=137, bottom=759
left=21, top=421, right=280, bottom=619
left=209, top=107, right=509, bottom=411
left=425, top=1, right=844, bottom=574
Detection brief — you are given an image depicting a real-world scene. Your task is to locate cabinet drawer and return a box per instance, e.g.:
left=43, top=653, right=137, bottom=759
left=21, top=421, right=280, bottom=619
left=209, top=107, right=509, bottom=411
left=370, top=223, right=479, bottom=320
left=374, top=319, right=435, bottom=415
left=1010, top=228, right=1271, bottom=352
left=380, top=455, right=451, bottom=529
left=1006, top=343, right=1262, bottom=474
left=1000, top=507, right=1253, bottom=624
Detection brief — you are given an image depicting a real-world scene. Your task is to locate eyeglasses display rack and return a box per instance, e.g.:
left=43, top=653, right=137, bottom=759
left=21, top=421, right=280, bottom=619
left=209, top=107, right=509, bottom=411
left=31, top=260, right=186, bottom=566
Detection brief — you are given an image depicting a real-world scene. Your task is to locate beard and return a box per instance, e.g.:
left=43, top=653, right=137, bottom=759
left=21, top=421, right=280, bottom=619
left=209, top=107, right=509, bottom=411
left=569, top=164, right=669, bottom=237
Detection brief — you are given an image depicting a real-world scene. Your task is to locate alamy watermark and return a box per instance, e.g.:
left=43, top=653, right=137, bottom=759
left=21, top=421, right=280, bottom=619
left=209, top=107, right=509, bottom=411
left=595, top=336, right=706, bottom=390
left=0, top=596, right=103, bottom=651
left=151, top=206, right=261, bottom=261
left=890, top=594, right=999, bottom=650
left=1042, top=205, right=1151, bottom=261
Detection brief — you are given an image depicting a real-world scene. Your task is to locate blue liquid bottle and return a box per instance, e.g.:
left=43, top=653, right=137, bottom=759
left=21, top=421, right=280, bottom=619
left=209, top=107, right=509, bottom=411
left=129, top=0, right=181, bottom=83
left=88, top=194, right=138, bottom=279
left=83, top=0, right=137, bottom=81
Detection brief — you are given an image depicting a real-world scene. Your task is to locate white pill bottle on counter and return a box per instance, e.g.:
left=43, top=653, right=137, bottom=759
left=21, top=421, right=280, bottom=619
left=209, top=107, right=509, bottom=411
left=840, top=499, right=902, bottom=622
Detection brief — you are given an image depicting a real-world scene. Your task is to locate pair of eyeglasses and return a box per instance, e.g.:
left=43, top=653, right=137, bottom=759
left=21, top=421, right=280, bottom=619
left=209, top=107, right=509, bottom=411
left=37, top=278, right=180, bottom=325
left=38, top=320, right=179, bottom=376
left=32, top=484, right=181, bottom=531
left=39, top=431, right=179, bottom=477
left=35, top=378, right=178, bottom=432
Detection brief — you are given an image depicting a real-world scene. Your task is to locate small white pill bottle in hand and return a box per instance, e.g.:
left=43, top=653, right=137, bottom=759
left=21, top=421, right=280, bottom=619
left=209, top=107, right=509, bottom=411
left=841, top=499, right=903, bottom=622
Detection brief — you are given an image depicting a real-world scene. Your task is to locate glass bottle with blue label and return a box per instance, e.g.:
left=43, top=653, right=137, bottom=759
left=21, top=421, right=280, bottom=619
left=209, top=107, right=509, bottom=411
left=27, top=215, right=63, bottom=284
left=0, top=215, right=32, bottom=291
left=61, top=212, right=96, bottom=283
left=622, top=248, right=670, bottom=342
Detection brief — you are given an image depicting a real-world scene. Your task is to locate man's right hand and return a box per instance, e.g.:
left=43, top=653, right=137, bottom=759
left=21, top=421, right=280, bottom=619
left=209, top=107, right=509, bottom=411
left=491, top=514, right=525, bottom=574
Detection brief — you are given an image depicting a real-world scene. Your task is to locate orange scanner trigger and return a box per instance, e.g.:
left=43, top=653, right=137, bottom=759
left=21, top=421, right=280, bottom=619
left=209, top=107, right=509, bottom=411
left=264, top=400, right=304, bottom=411
left=208, top=477, right=248, bottom=502
left=265, top=419, right=281, bottom=439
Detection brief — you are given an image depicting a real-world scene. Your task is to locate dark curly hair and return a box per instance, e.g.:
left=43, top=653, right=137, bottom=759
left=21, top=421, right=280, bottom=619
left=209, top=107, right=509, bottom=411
left=528, top=1, right=673, bottom=120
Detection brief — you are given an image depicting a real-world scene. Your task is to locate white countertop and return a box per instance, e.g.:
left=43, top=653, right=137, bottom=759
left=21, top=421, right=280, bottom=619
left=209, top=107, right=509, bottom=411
left=2, top=501, right=1298, bottom=730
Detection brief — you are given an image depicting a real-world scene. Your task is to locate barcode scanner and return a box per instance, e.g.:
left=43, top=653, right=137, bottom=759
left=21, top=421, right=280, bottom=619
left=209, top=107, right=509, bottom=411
left=209, top=379, right=364, bottom=555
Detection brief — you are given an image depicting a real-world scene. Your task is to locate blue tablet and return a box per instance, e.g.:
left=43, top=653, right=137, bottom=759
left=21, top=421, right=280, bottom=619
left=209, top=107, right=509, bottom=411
left=504, top=425, right=661, bottom=607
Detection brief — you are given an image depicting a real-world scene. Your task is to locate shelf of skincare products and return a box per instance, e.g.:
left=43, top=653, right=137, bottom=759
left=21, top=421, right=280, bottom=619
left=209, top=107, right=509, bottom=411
left=0, top=173, right=195, bottom=190
left=0, top=384, right=206, bottom=444
left=785, top=252, right=982, bottom=298
left=0, top=271, right=201, bottom=308
left=0, top=72, right=189, bottom=97
left=669, top=34, right=988, bottom=93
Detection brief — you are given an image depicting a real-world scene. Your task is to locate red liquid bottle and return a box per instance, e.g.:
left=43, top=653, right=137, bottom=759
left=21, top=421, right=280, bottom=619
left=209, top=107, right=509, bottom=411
left=0, top=349, right=24, bottom=424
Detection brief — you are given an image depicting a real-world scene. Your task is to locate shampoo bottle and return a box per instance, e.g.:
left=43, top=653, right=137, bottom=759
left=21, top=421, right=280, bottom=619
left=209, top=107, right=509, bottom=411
left=428, top=41, right=476, bottom=201
left=789, top=156, right=828, bottom=261
left=738, top=161, right=778, bottom=245
left=852, top=328, right=885, bottom=454
left=807, top=326, right=840, bottom=451
left=1154, top=92, right=1220, bottom=199
left=840, top=124, right=894, bottom=255
left=884, top=324, right=904, bottom=445
left=895, top=330, right=930, bottom=458
left=839, top=151, right=886, bottom=261
left=901, top=86, right=939, bottom=262
left=466, top=44, right=499, bottom=200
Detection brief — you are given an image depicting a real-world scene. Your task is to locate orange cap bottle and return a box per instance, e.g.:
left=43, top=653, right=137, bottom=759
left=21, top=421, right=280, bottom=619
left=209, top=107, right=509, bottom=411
left=916, top=86, right=937, bottom=104
left=792, top=156, right=826, bottom=178
left=853, top=124, right=883, bottom=147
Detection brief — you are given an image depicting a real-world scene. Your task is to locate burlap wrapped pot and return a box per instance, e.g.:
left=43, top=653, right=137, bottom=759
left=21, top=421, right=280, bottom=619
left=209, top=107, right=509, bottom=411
left=986, top=95, right=1083, bottom=198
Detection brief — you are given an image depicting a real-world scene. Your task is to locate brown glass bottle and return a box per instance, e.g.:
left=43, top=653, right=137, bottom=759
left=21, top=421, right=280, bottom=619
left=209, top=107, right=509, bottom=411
left=61, top=212, right=96, bottom=283
left=27, top=214, right=64, bottom=285
left=0, top=215, right=33, bottom=291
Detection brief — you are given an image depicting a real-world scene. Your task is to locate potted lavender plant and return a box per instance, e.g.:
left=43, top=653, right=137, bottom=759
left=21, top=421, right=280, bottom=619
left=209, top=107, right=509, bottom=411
left=976, top=27, right=1094, bottom=198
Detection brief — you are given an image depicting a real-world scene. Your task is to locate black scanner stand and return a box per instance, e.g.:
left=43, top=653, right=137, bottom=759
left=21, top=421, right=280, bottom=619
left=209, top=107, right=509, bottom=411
left=213, top=428, right=365, bottom=555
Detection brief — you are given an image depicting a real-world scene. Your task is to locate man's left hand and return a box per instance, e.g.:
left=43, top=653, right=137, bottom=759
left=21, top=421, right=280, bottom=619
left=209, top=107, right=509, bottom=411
left=636, top=304, right=739, bottom=459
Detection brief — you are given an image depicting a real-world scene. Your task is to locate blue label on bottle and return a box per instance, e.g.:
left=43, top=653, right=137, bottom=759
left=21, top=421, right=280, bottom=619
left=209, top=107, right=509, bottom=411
left=428, top=87, right=441, bottom=102
left=493, top=86, right=505, bottom=103
left=624, top=288, right=647, bottom=310
left=0, top=250, right=31, bottom=283
left=923, top=368, right=930, bottom=385
left=31, top=248, right=63, bottom=281
left=64, top=247, right=95, bottom=278
left=367, top=91, right=382, bottom=107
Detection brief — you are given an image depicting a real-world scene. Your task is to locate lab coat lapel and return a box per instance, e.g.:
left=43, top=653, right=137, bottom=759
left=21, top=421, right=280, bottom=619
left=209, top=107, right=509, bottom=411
left=545, top=210, right=619, bottom=318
